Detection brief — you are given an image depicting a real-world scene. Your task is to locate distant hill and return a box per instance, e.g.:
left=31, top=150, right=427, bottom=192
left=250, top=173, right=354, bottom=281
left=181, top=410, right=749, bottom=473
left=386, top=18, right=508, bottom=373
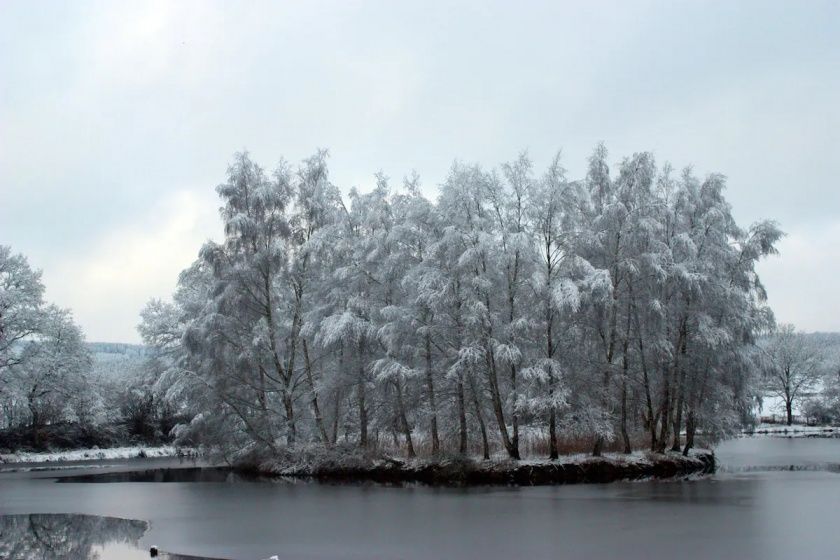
left=798, top=332, right=840, bottom=371
left=86, top=342, right=149, bottom=359
left=86, top=342, right=148, bottom=380
left=758, top=332, right=840, bottom=365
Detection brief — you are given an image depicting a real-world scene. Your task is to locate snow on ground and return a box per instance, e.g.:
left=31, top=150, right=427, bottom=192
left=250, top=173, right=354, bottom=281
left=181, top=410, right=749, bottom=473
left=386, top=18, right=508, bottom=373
left=757, top=394, right=804, bottom=422
left=0, top=446, right=196, bottom=464
left=744, top=423, right=839, bottom=436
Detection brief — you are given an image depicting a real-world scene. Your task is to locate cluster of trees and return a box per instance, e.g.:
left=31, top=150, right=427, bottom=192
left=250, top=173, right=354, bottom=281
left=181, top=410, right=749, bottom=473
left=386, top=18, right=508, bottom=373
left=85, top=343, right=187, bottom=445
left=806, top=372, right=840, bottom=426
left=139, top=146, right=782, bottom=460
left=0, top=247, right=180, bottom=449
left=0, top=246, right=94, bottom=445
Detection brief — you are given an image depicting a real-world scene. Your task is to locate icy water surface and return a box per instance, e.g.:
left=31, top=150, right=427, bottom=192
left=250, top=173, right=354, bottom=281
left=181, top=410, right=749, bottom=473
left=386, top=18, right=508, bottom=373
left=1, top=437, right=839, bottom=559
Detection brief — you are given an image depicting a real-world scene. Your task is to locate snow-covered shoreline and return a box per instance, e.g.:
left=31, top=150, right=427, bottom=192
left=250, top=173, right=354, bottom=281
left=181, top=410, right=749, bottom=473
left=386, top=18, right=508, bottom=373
left=0, top=443, right=713, bottom=485
left=0, top=445, right=197, bottom=464
left=743, top=424, right=839, bottom=437
left=246, top=447, right=715, bottom=486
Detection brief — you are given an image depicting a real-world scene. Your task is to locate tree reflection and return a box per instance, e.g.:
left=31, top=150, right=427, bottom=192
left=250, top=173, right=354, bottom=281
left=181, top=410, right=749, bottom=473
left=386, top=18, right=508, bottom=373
left=0, top=513, right=147, bottom=559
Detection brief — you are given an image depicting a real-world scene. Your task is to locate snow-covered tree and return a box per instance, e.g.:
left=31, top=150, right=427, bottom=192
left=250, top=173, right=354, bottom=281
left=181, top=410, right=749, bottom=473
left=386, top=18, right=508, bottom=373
left=760, top=324, right=826, bottom=425
left=0, top=247, right=96, bottom=445
left=0, top=246, right=46, bottom=375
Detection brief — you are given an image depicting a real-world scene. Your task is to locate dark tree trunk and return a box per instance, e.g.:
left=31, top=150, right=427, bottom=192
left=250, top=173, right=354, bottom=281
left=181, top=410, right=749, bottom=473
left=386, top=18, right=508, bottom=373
left=592, top=436, right=604, bottom=457
left=682, top=409, right=696, bottom=456
left=486, top=346, right=518, bottom=459
left=510, top=363, right=520, bottom=460
left=548, top=402, right=558, bottom=460
left=620, top=301, right=633, bottom=454
left=394, top=380, right=415, bottom=458
left=424, top=333, right=440, bottom=456
left=331, top=390, right=341, bottom=445
left=282, top=390, right=297, bottom=446
left=592, top=366, right=611, bottom=457
left=357, top=344, right=368, bottom=449
left=469, top=376, right=490, bottom=460
left=302, top=339, right=329, bottom=445
left=620, top=377, right=632, bottom=454
left=456, top=373, right=468, bottom=454
left=671, top=333, right=689, bottom=451
left=671, top=398, right=683, bottom=452
left=655, top=367, right=672, bottom=454
left=637, top=335, right=657, bottom=451
left=390, top=421, right=400, bottom=447
left=545, top=306, right=559, bottom=460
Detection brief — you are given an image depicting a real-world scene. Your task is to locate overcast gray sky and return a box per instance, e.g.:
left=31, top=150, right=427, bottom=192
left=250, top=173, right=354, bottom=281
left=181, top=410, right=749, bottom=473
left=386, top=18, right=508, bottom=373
left=1, top=0, right=838, bottom=342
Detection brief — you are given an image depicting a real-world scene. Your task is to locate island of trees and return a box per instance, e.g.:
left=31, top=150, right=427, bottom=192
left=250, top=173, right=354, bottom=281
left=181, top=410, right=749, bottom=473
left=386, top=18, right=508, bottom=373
left=2, top=145, right=839, bottom=476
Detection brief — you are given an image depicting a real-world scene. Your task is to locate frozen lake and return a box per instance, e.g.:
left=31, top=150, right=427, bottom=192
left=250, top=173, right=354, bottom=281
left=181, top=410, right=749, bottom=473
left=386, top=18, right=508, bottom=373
left=1, top=437, right=839, bottom=560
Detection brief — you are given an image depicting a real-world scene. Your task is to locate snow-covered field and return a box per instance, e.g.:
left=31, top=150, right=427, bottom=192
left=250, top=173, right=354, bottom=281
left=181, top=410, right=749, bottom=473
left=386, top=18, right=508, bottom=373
left=0, top=445, right=195, bottom=464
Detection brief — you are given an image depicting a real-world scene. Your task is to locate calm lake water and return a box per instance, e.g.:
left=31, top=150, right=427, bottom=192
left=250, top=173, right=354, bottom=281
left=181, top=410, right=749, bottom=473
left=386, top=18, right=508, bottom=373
left=1, top=437, right=839, bottom=560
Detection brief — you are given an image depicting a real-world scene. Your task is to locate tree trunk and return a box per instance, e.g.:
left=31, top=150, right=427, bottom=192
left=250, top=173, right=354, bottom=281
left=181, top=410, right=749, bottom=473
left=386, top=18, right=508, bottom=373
left=592, top=367, right=610, bottom=457
left=485, top=345, right=518, bottom=459
left=594, top=281, right=620, bottom=458
left=620, top=377, right=631, bottom=454
left=424, top=333, right=440, bottom=456
left=548, top=406, right=558, bottom=460
left=657, top=323, right=686, bottom=453
left=390, top=421, right=400, bottom=447
left=282, top=389, right=297, bottom=446
left=357, top=344, right=368, bottom=449
left=469, top=376, right=490, bottom=460
left=456, top=372, right=468, bottom=454
left=682, top=409, right=696, bottom=456
left=786, top=398, right=793, bottom=426
left=619, top=300, right=633, bottom=454
left=655, top=366, right=672, bottom=454
left=637, top=335, right=657, bottom=451
left=331, top=388, right=342, bottom=445
left=592, top=436, right=604, bottom=457
left=302, top=339, right=329, bottom=445
left=28, top=390, right=41, bottom=447
left=671, top=356, right=686, bottom=452
left=671, top=389, right=684, bottom=452
left=394, top=380, right=416, bottom=458
left=510, top=363, right=520, bottom=460
left=546, top=304, right=558, bottom=460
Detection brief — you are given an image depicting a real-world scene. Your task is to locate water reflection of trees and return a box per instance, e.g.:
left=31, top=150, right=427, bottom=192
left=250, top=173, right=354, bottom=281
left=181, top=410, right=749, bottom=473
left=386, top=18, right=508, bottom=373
left=0, top=513, right=147, bottom=559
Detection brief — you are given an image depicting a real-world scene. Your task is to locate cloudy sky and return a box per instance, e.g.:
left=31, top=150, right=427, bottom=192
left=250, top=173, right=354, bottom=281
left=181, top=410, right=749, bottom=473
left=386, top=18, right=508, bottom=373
left=1, top=0, right=838, bottom=342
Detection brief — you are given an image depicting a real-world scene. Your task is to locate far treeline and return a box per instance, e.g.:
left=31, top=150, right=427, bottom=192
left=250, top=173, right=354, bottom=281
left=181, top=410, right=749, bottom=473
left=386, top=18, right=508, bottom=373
left=2, top=146, right=839, bottom=458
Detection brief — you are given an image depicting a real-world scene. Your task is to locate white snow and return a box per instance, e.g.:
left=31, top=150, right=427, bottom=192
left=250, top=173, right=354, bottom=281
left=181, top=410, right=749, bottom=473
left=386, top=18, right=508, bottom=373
left=744, top=423, right=838, bottom=436
left=0, top=445, right=195, bottom=464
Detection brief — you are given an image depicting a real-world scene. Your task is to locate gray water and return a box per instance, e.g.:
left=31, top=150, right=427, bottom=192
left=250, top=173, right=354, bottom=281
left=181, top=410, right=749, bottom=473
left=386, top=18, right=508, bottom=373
left=1, top=437, right=839, bottom=560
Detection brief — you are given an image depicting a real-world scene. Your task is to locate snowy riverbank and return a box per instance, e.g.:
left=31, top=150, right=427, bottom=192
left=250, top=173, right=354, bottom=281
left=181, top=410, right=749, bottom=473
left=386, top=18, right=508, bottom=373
left=0, top=444, right=714, bottom=485
left=0, top=445, right=196, bottom=464
left=743, top=424, right=840, bottom=437
left=242, top=446, right=715, bottom=485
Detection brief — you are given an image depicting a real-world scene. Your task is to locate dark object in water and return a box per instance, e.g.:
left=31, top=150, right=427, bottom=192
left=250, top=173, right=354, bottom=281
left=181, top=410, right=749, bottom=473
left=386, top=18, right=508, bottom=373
left=151, top=545, right=159, bottom=556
